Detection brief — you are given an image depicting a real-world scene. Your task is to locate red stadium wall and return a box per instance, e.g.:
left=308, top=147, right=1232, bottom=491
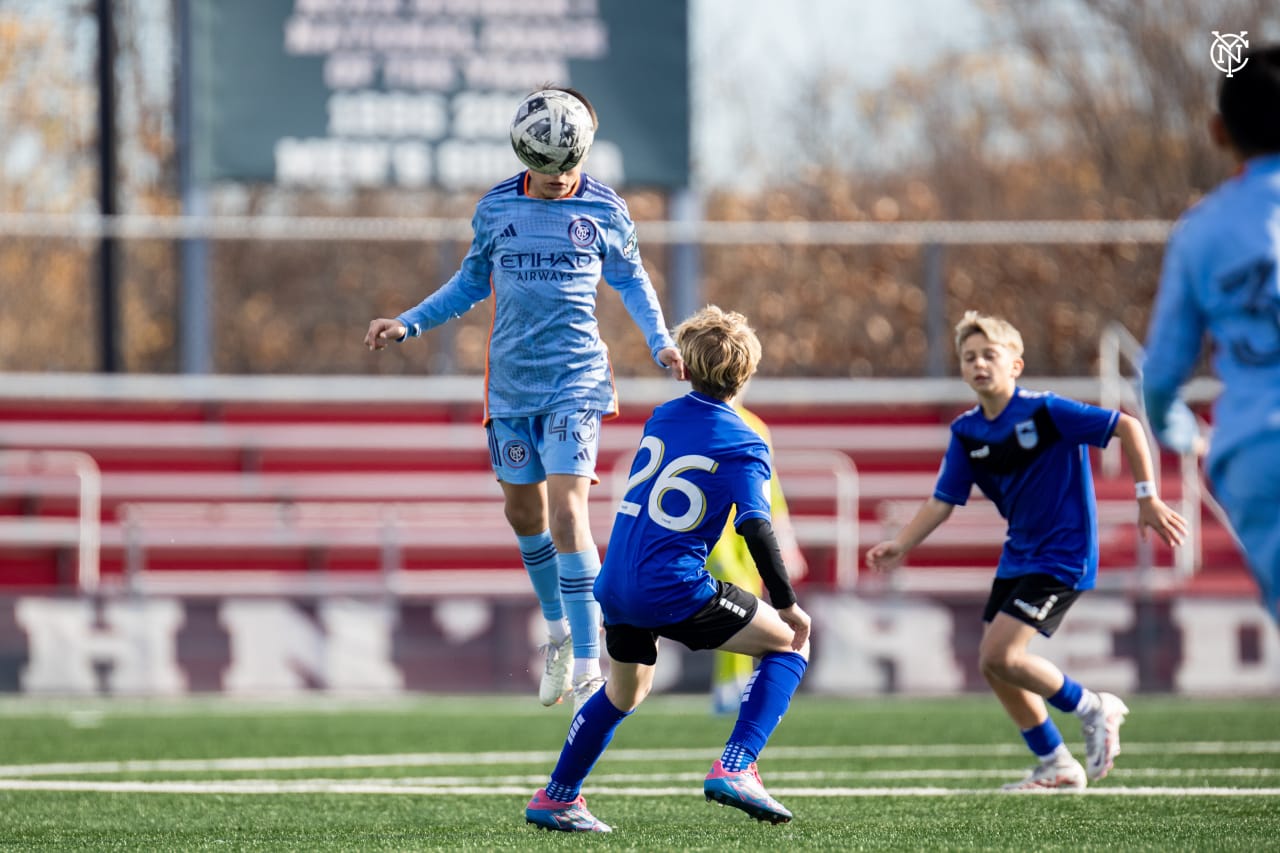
left=0, top=373, right=1264, bottom=696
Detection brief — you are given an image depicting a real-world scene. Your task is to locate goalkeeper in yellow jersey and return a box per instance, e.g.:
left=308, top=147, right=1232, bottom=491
left=706, top=404, right=807, bottom=714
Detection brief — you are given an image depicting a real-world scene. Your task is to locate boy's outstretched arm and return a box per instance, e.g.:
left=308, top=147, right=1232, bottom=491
left=1111, top=413, right=1189, bottom=547
left=865, top=497, right=955, bottom=572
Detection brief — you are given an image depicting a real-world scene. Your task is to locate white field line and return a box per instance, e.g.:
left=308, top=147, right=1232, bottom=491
left=6, top=768, right=1277, bottom=791
left=2, top=742, right=1279, bottom=778
left=0, top=779, right=1276, bottom=798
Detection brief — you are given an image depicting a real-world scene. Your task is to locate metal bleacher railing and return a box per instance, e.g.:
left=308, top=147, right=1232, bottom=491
left=0, top=450, right=101, bottom=591
left=0, top=398, right=863, bottom=596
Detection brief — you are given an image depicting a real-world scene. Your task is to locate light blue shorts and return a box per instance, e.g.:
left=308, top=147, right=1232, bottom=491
left=485, top=409, right=602, bottom=485
left=1213, top=431, right=1280, bottom=622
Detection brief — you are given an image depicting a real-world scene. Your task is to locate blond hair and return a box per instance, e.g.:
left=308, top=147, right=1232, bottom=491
left=673, top=305, right=762, bottom=400
left=953, top=310, right=1024, bottom=358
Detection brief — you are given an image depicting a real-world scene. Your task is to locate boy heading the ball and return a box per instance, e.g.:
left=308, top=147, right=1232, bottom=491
left=866, top=311, right=1187, bottom=791
left=365, top=87, right=683, bottom=712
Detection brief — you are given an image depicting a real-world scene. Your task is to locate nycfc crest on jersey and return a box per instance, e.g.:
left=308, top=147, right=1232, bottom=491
left=569, top=218, right=597, bottom=246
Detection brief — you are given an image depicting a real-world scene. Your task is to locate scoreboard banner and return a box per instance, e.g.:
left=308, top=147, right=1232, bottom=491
left=191, top=0, right=689, bottom=189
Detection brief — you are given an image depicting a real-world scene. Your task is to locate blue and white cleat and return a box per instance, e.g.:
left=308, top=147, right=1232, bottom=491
left=525, top=788, right=612, bottom=833
left=703, top=760, right=793, bottom=824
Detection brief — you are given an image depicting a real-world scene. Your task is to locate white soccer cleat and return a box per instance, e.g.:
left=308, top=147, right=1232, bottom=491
left=1082, top=692, right=1129, bottom=781
left=1001, top=754, right=1087, bottom=792
left=538, top=635, right=574, bottom=707
left=570, top=675, right=606, bottom=714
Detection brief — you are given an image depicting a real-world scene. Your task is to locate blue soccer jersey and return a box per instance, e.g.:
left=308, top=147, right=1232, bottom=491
left=1143, top=153, right=1280, bottom=478
left=396, top=171, right=674, bottom=421
left=594, top=392, right=772, bottom=628
left=933, top=388, right=1120, bottom=589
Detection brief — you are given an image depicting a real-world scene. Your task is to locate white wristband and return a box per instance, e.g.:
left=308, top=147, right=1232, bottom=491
left=1135, top=481, right=1156, bottom=500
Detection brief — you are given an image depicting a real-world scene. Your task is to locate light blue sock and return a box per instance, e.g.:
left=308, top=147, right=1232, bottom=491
left=545, top=690, right=630, bottom=802
left=720, top=651, right=807, bottom=772
left=558, top=548, right=601, bottom=663
left=517, top=531, right=563, bottom=623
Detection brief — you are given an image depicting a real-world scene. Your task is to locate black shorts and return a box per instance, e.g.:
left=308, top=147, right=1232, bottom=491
left=604, top=581, right=759, bottom=665
left=982, top=573, right=1082, bottom=637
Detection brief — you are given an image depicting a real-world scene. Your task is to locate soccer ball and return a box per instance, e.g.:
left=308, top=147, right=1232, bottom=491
left=509, top=89, right=595, bottom=175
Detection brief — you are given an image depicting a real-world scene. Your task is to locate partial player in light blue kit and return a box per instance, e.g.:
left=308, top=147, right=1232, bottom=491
left=868, top=312, right=1187, bottom=792
left=1142, top=42, right=1280, bottom=624
left=366, top=88, right=683, bottom=710
left=525, top=306, right=810, bottom=833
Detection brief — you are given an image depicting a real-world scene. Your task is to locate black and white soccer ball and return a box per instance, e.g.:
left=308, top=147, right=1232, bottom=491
left=509, top=89, right=595, bottom=175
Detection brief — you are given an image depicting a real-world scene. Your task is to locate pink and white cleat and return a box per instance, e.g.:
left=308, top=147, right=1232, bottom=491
left=524, top=788, right=612, bottom=833
left=703, top=760, right=793, bottom=823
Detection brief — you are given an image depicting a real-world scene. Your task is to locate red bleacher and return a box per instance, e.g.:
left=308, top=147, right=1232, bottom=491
left=0, top=377, right=1251, bottom=598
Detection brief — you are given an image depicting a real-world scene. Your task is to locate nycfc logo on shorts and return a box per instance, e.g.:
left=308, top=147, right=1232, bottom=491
left=568, top=217, right=597, bottom=247
left=502, top=440, right=531, bottom=468
left=1014, top=595, right=1058, bottom=621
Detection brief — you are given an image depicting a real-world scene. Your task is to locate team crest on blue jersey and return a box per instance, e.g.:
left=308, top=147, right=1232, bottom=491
left=568, top=217, right=597, bottom=247
left=1015, top=419, right=1039, bottom=449
left=503, top=439, right=531, bottom=468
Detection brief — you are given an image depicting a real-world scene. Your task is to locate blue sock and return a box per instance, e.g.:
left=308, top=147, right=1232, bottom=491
left=558, top=548, right=601, bottom=662
left=545, top=689, right=630, bottom=802
left=1047, top=676, right=1084, bottom=713
left=720, top=651, right=807, bottom=772
left=517, top=532, right=563, bottom=623
left=1020, top=717, right=1065, bottom=759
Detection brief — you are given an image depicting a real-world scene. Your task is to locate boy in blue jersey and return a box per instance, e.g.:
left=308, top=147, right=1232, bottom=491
left=366, top=87, right=683, bottom=711
left=867, top=311, right=1187, bottom=791
left=1142, top=43, right=1280, bottom=624
left=525, top=306, right=811, bottom=832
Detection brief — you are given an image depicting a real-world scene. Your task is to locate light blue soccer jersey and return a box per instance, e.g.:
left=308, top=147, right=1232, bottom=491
left=1143, top=153, right=1280, bottom=478
left=594, top=392, right=772, bottom=627
left=396, top=172, right=674, bottom=421
left=933, top=388, right=1119, bottom=589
